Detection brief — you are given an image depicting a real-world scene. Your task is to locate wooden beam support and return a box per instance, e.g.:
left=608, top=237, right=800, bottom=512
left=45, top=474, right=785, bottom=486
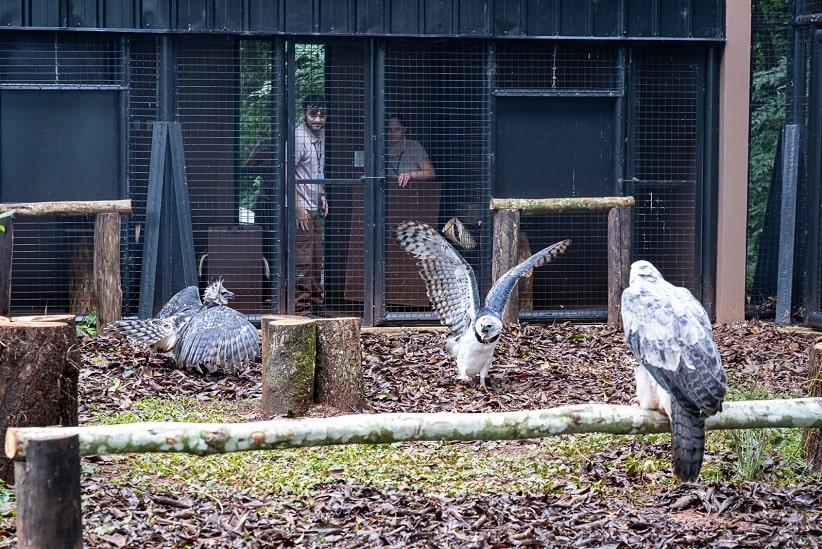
left=490, top=196, right=635, bottom=214
left=492, top=208, right=520, bottom=326
left=0, top=199, right=132, bottom=217
left=94, top=213, right=123, bottom=327
left=608, top=207, right=632, bottom=326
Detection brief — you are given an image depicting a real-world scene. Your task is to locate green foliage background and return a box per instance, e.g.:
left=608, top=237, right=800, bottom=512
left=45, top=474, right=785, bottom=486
left=747, top=0, right=788, bottom=290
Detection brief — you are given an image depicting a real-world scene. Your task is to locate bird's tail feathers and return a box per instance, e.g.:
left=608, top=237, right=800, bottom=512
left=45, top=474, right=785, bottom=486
left=669, top=397, right=707, bottom=483
left=106, top=319, right=172, bottom=345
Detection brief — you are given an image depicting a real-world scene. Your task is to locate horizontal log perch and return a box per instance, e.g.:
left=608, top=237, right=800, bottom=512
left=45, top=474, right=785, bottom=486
left=0, top=199, right=132, bottom=217
left=489, top=196, right=635, bottom=214
left=7, top=398, right=822, bottom=460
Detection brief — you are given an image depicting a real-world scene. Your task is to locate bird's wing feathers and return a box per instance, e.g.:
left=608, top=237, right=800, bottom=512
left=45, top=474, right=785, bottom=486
left=156, top=286, right=202, bottom=318
left=484, top=239, right=571, bottom=316
left=174, top=306, right=260, bottom=373
left=395, top=220, right=480, bottom=339
left=621, top=270, right=726, bottom=415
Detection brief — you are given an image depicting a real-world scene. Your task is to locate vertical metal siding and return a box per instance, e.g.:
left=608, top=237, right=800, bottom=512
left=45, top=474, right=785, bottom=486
left=5, top=0, right=725, bottom=39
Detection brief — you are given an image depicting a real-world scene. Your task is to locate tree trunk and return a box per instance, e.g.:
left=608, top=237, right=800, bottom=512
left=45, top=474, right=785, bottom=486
left=94, top=213, right=122, bottom=328
left=314, top=317, right=366, bottom=412
left=15, top=434, right=82, bottom=548
left=0, top=317, right=79, bottom=484
left=0, top=218, right=11, bottom=317
left=260, top=316, right=317, bottom=418
left=803, top=342, right=822, bottom=471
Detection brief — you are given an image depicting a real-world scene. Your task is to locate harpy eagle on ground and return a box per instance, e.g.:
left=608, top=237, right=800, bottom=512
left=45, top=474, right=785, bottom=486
left=107, top=280, right=260, bottom=375
left=395, top=220, right=571, bottom=389
left=620, top=260, right=727, bottom=482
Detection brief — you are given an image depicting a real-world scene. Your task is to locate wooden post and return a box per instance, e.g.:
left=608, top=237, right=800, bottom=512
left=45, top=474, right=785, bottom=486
left=314, top=317, right=366, bottom=412
left=492, top=209, right=520, bottom=326
left=607, top=207, right=632, bottom=326
left=0, top=318, right=79, bottom=484
left=94, top=213, right=122, bottom=327
left=260, top=316, right=317, bottom=418
left=0, top=218, right=11, bottom=317
left=14, top=433, right=82, bottom=548
left=803, top=342, right=822, bottom=471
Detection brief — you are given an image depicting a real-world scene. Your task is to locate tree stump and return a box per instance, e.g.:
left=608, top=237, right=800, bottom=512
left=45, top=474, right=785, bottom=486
left=260, top=316, right=317, bottom=418
left=803, top=341, right=822, bottom=471
left=314, top=317, right=365, bottom=412
left=0, top=317, right=79, bottom=484
left=15, top=433, right=82, bottom=548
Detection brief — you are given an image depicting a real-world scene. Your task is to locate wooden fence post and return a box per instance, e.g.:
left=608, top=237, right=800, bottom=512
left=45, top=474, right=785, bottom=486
left=94, top=213, right=122, bottom=328
left=15, top=433, right=82, bottom=548
left=492, top=208, right=520, bottom=326
left=607, top=206, right=632, bottom=327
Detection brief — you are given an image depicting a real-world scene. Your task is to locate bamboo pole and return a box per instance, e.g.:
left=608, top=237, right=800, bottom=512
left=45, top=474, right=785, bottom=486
left=0, top=199, right=132, bottom=217
left=489, top=196, right=635, bottom=214
left=7, top=398, right=822, bottom=460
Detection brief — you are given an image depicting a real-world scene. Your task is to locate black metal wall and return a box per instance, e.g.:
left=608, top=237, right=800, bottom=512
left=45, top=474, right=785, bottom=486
left=0, top=32, right=720, bottom=324
left=0, top=0, right=724, bottom=40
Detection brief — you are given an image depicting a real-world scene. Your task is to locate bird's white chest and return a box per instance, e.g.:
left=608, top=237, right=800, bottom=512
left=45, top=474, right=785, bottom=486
left=634, top=364, right=672, bottom=417
left=456, top=331, right=497, bottom=377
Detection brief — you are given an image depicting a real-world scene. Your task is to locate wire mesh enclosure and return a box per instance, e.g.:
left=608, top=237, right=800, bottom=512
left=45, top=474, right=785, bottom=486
left=1, top=29, right=716, bottom=326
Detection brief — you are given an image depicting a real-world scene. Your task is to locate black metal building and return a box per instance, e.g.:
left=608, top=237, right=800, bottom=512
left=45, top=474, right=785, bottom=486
left=0, top=0, right=726, bottom=326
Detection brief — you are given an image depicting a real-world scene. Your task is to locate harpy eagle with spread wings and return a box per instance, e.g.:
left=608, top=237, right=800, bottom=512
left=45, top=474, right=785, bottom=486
left=620, top=260, right=727, bottom=482
left=107, top=280, right=260, bottom=375
left=396, top=220, right=571, bottom=389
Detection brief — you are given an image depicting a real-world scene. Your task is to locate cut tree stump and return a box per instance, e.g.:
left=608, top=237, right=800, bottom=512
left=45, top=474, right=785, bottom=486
left=0, top=316, right=79, bottom=484
left=14, top=433, right=82, bottom=548
left=314, top=317, right=365, bottom=412
left=260, top=315, right=366, bottom=418
left=261, top=316, right=317, bottom=418
left=803, top=341, right=822, bottom=471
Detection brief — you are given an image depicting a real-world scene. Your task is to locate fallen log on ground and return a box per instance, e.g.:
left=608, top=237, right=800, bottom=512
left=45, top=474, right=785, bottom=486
left=7, top=398, right=822, bottom=460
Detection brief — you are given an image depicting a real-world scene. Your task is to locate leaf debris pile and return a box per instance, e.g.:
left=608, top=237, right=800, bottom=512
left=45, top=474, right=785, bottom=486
left=6, top=321, right=822, bottom=547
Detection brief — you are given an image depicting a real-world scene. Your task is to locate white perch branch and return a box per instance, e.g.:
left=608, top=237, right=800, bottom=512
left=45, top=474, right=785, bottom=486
left=7, top=399, right=822, bottom=460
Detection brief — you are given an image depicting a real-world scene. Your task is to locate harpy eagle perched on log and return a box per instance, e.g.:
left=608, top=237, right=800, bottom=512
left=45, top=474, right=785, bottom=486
left=620, top=260, right=727, bottom=482
left=395, top=220, right=571, bottom=389
left=107, top=280, right=260, bottom=375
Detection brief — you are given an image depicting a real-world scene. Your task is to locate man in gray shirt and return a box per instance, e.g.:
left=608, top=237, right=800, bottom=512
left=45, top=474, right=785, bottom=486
left=294, top=95, right=329, bottom=315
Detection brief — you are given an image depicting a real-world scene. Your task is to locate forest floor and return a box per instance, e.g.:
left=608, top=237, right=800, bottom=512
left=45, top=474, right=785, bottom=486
left=2, top=320, right=822, bottom=547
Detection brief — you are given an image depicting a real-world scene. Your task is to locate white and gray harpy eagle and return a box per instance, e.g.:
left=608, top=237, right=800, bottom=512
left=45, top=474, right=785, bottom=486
left=107, top=279, right=260, bottom=375
left=620, top=260, right=727, bottom=482
left=395, top=220, right=571, bottom=389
